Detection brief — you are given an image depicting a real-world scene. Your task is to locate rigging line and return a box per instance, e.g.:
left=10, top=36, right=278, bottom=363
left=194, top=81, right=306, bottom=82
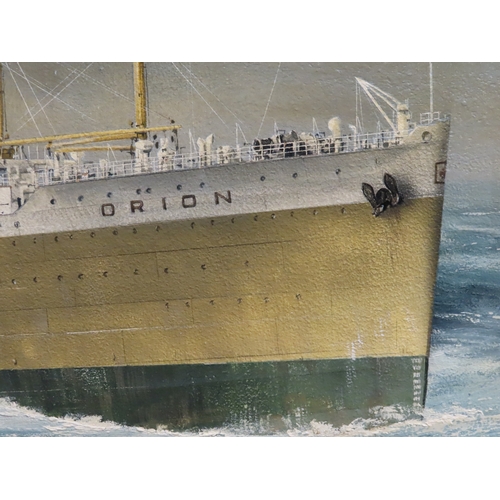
left=18, top=63, right=56, bottom=134
left=172, top=62, right=232, bottom=132
left=6, top=65, right=97, bottom=126
left=359, top=83, right=364, bottom=131
left=188, top=62, right=195, bottom=139
left=4, top=63, right=43, bottom=137
left=179, top=63, right=249, bottom=132
left=15, top=63, right=94, bottom=133
left=13, top=64, right=80, bottom=125
left=256, top=62, right=281, bottom=138
left=61, top=63, right=171, bottom=123
left=237, top=123, right=248, bottom=144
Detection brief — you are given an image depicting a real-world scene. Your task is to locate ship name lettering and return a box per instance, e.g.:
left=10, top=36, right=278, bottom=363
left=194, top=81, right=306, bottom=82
left=215, top=191, right=232, bottom=205
left=130, top=200, right=144, bottom=213
left=182, top=195, right=196, bottom=208
left=101, top=191, right=232, bottom=216
left=101, top=203, right=115, bottom=216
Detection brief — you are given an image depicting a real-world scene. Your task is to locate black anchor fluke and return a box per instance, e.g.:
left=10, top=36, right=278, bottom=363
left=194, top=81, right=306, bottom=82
left=362, top=173, right=402, bottom=217
left=383, top=173, right=402, bottom=206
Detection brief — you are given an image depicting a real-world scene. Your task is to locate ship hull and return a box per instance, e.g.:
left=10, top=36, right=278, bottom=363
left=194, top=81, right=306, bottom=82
left=0, top=356, right=427, bottom=430
left=0, top=121, right=449, bottom=429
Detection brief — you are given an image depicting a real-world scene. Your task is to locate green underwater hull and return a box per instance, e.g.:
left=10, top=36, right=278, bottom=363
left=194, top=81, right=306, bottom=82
left=0, top=355, right=427, bottom=430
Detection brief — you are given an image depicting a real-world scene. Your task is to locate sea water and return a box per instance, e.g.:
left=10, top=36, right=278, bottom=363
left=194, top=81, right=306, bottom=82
left=1, top=178, right=499, bottom=437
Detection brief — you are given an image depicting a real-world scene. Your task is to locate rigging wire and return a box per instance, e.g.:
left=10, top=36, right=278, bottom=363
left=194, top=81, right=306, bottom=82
left=237, top=122, right=248, bottom=144
left=180, top=62, right=249, bottom=137
left=14, top=64, right=80, bottom=127
left=15, top=63, right=94, bottom=133
left=4, top=63, right=43, bottom=137
left=256, top=62, right=281, bottom=138
left=18, top=63, right=56, bottom=134
left=62, top=63, right=172, bottom=123
left=5, top=65, right=97, bottom=127
left=172, top=62, right=232, bottom=133
left=188, top=62, right=195, bottom=139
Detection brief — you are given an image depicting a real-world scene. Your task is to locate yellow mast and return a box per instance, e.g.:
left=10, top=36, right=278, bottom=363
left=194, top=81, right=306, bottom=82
left=0, top=125, right=179, bottom=147
left=54, top=145, right=134, bottom=154
left=0, top=63, right=178, bottom=149
left=0, top=63, right=5, bottom=141
left=133, top=62, right=147, bottom=138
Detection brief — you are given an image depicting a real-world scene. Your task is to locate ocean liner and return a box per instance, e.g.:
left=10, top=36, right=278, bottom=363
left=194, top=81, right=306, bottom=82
left=0, top=63, right=450, bottom=430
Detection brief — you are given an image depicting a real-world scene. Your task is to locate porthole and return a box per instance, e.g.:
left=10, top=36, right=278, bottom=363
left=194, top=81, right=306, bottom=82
left=200, top=182, right=205, bottom=188
left=78, top=195, right=84, bottom=202
left=50, top=198, right=56, bottom=205
left=422, top=131, right=432, bottom=143
left=177, top=184, right=182, bottom=191
left=292, top=173, right=298, bottom=179
left=107, top=192, right=112, bottom=198
left=146, top=187, right=152, bottom=193
left=260, top=176, right=265, bottom=181
left=136, top=188, right=141, bottom=195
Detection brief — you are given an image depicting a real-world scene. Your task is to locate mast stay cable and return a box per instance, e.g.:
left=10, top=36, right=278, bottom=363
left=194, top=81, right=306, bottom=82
left=4, top=63, right=43, bottom=137
left=256, top=62, right=281, bottom=138
left=172, top=62, right=232, bottom=133
left=5, top=65, right=97, bottom=128
left=17, top=63, right=56, bottom=134
left=14, top=63, right=94, bottom=134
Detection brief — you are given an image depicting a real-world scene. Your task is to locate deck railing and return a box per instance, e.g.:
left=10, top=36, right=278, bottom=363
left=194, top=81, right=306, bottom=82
left=32, top=130, right=403, bottom=187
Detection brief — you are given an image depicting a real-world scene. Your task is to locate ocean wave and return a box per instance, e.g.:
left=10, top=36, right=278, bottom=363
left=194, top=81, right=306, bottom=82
left=0, top=398, right=176, bottom=437
left=3, top=397, right=496, bottom=437
left=460, top=212, right=499, bottom=216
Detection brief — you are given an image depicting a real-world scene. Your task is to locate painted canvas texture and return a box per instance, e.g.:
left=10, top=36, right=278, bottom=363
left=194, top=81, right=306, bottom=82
left=0, top=62, right=496, bottom=436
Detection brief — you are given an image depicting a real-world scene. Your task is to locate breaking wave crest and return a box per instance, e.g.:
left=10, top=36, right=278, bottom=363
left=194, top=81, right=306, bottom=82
left=1, top=397, right=497, bottom=437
